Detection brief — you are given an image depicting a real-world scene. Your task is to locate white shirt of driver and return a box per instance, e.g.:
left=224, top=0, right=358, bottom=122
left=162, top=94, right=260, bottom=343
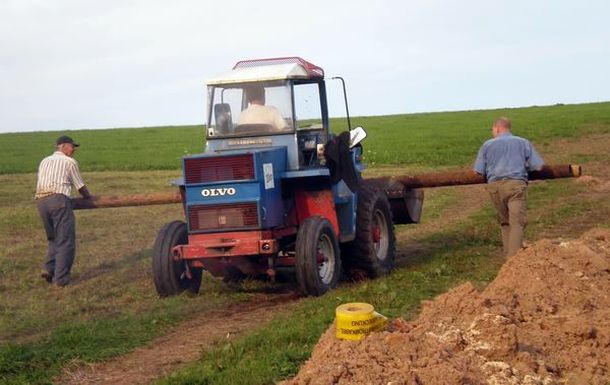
left=237, top=104, right=288, bottom=130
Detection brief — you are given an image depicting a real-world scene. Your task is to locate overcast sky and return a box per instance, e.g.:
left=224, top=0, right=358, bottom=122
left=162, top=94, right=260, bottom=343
left=1, top=0, right=609, bottom=133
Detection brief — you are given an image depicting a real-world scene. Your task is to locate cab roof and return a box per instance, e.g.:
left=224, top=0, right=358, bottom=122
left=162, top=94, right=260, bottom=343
left=206, top=57, right=324, bottom=85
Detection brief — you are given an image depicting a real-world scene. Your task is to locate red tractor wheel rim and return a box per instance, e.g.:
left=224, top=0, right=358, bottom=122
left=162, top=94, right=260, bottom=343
left=373, top=209, right=389, bottom=261
left=316, top=233, right=335, bottom=285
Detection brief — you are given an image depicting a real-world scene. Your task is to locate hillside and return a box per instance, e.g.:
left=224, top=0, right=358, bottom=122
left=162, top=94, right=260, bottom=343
left=0, top=101, right=609, bottom=174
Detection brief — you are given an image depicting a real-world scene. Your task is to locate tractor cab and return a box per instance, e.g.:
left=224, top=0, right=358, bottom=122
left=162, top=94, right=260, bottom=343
left=205, top=57, right=331, bottom=170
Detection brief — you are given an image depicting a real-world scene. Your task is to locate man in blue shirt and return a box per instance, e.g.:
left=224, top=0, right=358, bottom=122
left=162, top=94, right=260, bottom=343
left=474, top=117, right=544, bottom=257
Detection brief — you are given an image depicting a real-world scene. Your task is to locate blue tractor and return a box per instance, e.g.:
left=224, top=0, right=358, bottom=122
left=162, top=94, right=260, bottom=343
left=152, top=57, right=423, bottom=297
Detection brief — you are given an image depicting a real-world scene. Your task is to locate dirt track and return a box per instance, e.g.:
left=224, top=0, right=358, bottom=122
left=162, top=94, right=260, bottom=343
left=58, top=293, right=299, bottom=385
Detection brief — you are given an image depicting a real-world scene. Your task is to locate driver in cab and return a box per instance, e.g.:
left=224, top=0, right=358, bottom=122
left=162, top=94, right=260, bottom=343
left=237, top=85, right=288, bottom=131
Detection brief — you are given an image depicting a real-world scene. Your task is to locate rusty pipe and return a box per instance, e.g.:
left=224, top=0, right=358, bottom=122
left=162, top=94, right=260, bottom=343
left=368, top=164, right=581, bottom=189
left=72, top=164, right=580, bottom=210
left=72, top=191, right=181, bottom=210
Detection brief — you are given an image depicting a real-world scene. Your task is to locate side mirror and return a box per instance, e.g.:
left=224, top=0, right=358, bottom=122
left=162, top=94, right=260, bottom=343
left=349, top=126, right=367, bottom=148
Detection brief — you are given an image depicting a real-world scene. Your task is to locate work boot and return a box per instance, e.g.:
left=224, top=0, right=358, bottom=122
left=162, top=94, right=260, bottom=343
left=40, top=270, right=53, bottom=284
left=51, top=282, right=69, bottom=290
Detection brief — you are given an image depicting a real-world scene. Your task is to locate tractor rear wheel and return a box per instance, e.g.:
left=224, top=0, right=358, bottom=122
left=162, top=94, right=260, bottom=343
left=152, top=220, right=202, bottom=297
left=295, top=216, right=341, bottom=296
left=346, top=185, right=395, bottom=277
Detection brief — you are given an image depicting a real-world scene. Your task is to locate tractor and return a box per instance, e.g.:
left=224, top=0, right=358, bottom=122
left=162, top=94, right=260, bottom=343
left=152, top=57, right=424, bottom=297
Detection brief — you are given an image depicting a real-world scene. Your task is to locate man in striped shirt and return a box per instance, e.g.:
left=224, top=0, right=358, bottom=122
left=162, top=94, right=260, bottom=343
left=35, top=135, right=92, bottom=287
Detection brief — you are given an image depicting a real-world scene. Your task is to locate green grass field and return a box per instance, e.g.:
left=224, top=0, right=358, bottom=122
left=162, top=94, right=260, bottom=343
left=1, top=102, right=609, bottom=174
left=0, top=125, right=204, bottom=174
left=0, top=101, right=609, bottom=384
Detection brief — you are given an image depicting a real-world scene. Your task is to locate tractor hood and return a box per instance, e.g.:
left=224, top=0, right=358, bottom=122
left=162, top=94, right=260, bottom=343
left=181, top=146, right=288, bottom=234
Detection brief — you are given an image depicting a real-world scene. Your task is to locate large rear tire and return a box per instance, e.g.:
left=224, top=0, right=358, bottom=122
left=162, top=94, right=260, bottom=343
left=295, top=216, right=341, bottom=296
left=345, top=185, right=395, bottom=277
left=152, top=220, right=202, bottom=297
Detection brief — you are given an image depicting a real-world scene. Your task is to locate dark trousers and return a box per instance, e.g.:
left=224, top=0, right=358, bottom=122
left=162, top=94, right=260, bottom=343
left=37, top=194, right=76, bottom=286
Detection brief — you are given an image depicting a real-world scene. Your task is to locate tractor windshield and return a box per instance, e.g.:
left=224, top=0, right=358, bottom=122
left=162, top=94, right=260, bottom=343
left=207, top=82, right=293, bottom=138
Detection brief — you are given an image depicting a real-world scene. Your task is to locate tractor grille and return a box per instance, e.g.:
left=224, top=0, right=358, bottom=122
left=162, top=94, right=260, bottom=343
left=184, top=154, right=254, bottom=184
left=188, top=202, right=259, bottom=232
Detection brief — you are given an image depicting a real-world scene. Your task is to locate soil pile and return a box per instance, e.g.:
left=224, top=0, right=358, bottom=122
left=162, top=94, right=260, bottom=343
left=574, top=175, right=610, bottom=192
left=282, top=228, right=610, bottom=385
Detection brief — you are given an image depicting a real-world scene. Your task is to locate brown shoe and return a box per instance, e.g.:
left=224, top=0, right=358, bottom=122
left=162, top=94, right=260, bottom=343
left=41, top=270, right=53, bottom=284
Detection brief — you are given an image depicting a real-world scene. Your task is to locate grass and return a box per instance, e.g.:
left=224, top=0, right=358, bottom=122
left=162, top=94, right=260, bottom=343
left=1, top=102, right=610, bottom=174
left=341, top=101, right=610, bottom=167
left=0, top=125, right=204, bottom=174
left=0, top=101, right=609, bottom=384
left=0, top=171, right=257, bottom=384
left=1, top=313, right=175, bottom=384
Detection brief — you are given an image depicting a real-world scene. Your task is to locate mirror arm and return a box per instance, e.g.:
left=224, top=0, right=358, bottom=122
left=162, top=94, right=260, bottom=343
left=331, top=76, right=351, bottom=130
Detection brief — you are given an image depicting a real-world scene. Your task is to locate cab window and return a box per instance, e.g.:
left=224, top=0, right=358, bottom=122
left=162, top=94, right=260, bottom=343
left=294, top=83, right=323, bottom=130
left=208, top=82, right=293, bottom=138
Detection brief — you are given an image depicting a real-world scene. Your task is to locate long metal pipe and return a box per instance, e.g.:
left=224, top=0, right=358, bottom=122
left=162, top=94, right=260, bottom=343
left=72, top=164, right=581, bottom=210
left=72, top=191, right=181, bottom=210
left=368, top=164, right=582, bottom=189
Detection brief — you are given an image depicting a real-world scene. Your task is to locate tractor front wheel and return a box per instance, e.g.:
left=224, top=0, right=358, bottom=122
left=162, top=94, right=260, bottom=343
left=295, top=216, right=341, bottom=296
left=152, top=220, right=202, bottom=297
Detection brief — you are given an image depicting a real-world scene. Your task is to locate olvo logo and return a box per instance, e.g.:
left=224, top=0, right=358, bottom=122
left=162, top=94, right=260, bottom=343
left=201, top=187, right=237, bottom=197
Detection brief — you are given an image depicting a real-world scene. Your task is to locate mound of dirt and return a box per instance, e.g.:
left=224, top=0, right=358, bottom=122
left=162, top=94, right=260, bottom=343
left=282, top=228, right=610, bottom=385
left=574, top=175, right=610, bottom=191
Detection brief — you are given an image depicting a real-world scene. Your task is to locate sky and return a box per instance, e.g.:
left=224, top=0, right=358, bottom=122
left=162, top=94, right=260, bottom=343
left=1, top=0, right=609, bottom=133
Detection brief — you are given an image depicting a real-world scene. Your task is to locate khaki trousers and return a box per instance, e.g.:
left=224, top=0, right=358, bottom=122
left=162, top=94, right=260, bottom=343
left=485, top=179, right=528, bottom=257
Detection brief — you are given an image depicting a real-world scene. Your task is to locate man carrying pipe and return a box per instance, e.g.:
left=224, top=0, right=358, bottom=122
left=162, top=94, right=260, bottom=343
left=35, top=135, right=93, bottom=287
left=474, top=117, right=544, bottom=257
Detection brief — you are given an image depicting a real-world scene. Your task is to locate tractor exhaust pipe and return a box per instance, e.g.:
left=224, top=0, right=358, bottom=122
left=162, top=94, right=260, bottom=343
left=331, top=76, right=352, bottom=130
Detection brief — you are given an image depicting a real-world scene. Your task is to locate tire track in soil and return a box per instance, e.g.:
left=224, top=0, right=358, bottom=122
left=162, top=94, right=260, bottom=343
left=57, top=293, right=300, bottom=385
left=395, top=184, right=489, bottom=266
